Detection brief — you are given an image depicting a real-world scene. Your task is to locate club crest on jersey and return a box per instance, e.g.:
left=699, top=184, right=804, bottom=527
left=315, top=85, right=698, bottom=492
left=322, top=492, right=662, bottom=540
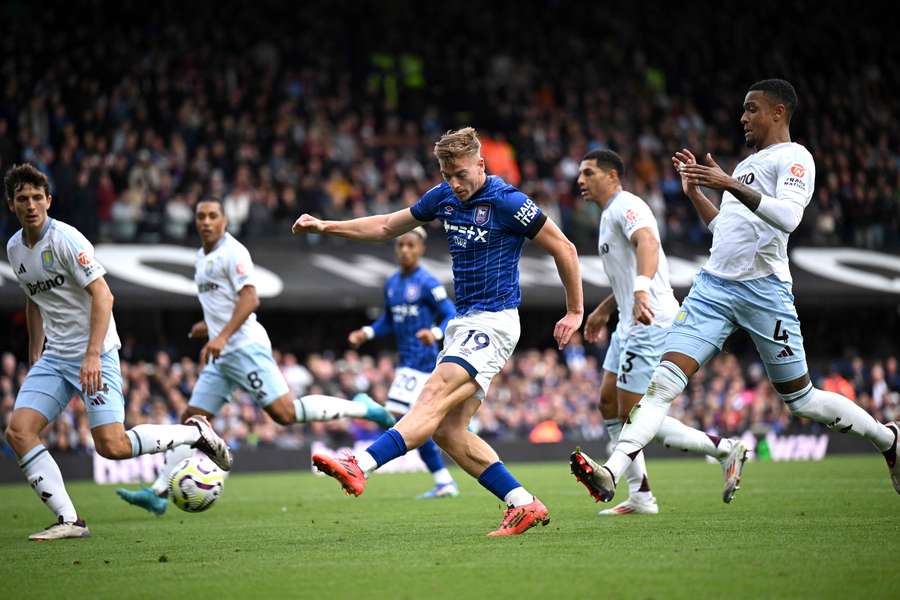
left=404, top=283, right=420, bottom=302
left=474, top=204, right=491, bottom=225
left=41, top=249, right=54, bottom=269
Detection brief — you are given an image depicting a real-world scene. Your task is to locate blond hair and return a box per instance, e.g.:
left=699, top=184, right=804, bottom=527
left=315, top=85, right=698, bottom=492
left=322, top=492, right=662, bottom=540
left=433, top=127, right=481, bottom=162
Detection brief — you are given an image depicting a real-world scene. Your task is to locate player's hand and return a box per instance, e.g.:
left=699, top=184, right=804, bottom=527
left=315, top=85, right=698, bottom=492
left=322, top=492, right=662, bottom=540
left=200, top=335, right=227, bottom=365
left=80, top=352, right=103, bottom=397
left=347, top=329, right=367, bottom=348
left=633, top=291, right=655, bottom=326
left=415, top=328, right=437, bottom=346
left=291, top=213, right=327, bottom=235
left=188, top=321, right=209, bottom=339
left=554, top=310, right=584, bottom=350
left=673, top=149, right=699, bottom=195
left=583, top=306, right=611, bottom=343
left=679, top=153, right=734, bottom=191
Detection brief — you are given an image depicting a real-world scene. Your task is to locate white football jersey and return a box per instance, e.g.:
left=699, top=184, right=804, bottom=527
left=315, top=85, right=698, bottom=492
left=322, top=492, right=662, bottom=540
left=194, top=233, right=271, bottom=355
left=7, top=219, right=121, bottom=358
left=598, top=190, right=680, bottom=339
left=705, top=142, right=815, bottom=282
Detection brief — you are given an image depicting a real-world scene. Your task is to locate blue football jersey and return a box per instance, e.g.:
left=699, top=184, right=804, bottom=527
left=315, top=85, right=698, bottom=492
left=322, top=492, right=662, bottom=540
left=410, top=176, right=546, bottom=315
left=369, top=266, right=455, bottom=372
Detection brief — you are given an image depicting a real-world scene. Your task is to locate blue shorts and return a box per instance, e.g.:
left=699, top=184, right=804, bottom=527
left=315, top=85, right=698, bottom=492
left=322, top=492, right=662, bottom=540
left=665, top=271, right=807, bottom=382
left=15, top=350, right=125, bottom=428
left=602, top=324, right=669, bottom=395
left=190, top=343, right=290, bottom=414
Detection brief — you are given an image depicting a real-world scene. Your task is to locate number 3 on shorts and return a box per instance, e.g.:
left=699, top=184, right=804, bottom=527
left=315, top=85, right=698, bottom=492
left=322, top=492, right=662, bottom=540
left=461, top=329, right=491, bottom=350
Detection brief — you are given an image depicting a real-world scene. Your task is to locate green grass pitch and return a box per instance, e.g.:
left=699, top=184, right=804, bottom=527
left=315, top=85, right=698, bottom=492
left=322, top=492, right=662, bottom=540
left=2, top=455, right=898, bottom=599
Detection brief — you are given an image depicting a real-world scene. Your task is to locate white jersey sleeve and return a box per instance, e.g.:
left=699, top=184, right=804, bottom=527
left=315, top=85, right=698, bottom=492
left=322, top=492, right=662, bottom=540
left=53, top=225, right=106, bottom=289
left=618, top=197, right=658, bottom=241
left=225, top=241, right=257, bottom=294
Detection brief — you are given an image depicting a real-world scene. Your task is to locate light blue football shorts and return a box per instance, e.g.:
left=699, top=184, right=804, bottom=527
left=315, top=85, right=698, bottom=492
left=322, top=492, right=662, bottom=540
left=189, top=343, right=289, bottom=414
left=602, top=324, right=669, bottom=395
left=665, top=270, right=807, bottom=383
left=15, top=349, right=125, bottom=428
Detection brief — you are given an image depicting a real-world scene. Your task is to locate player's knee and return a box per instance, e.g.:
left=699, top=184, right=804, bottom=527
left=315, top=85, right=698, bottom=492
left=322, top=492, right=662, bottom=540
left=4, top=422, right=33, bottom=454
left=94, top=434, right=132, bottom=459
left=265, top=398, right=295, bottom=426
left=780, top=381, right=815, bottom=415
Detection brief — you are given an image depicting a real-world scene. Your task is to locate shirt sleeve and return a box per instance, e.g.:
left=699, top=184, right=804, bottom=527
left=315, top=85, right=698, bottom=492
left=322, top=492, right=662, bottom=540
left=495, top=189, right=547, bottom=238
left=409, top=184, right=445, bottom=222
left=226, top=242, right=256, bottom=293
left=617, top=196, right=659, bottom=241
left=56, top=228, right=106, bottom=288
left=425, top=276, right=456, bottom=334
left=775, top=147, right=816, bottom=208
left=369, top=284, right=394, bottom=337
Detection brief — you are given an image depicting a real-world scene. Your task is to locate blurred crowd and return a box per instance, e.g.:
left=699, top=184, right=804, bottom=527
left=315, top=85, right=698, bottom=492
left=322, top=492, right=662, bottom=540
left=2, top=337, right=898, bottom=455
left=1, top=1, right=898, bottom=252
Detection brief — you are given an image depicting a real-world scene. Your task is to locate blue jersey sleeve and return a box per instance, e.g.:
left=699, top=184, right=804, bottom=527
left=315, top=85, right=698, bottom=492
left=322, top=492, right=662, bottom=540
left=494, top=189, right=547, bottom=239
left=409, top=184, right=445, bottom=222
left=423, top=274, right=455, bottom=333
left=369, top=286, right=394, bottom=337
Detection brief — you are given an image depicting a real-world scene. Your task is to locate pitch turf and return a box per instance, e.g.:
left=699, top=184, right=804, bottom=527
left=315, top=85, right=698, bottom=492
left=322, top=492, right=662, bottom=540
left=1, top=455, right=898, bottom=599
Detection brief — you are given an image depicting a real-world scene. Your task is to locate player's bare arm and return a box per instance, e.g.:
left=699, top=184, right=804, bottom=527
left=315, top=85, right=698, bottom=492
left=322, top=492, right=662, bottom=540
left=631, top=227, right=659, bottom=326
left=200, top=285, right=259, bottom=364
left=680, top=152, right=762, bottom=211
left=347, top=328, right=368, bottom=348
left=24, top=297, right=45, bottom=368
left=584, top=293, right=615, bottom=343
left=292, top=207, right=420, bottom=241
left=532, top=217, right=584, bottom=349
left=673, top=149, right=720, bottom=225
left=188, top=320, right=208, bottom=339
left=82, top=276, right=115, bottom=396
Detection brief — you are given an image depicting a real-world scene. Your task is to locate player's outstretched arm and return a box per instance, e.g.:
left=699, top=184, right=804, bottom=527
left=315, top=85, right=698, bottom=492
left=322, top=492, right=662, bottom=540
left=532, top=217, right=584, bottom=349
left=200, top=285, right=259, bottom=364
left=292, top=208, right=421, bottom=242
left=673, top=149, right=719, bottom=226
left=24, top=298, right=45, bottom=368
left=83, top=277, right=115, bottom=396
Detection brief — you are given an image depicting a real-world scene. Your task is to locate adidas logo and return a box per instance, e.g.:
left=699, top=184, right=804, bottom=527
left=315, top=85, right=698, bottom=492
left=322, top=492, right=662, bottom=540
left=18, top=263, right=26, bottom=274
left=776, top=346, right=794, bottom=358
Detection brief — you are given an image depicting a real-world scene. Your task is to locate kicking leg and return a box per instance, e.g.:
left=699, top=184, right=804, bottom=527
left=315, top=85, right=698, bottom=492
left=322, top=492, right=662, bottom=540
left=291, top=393, right=395, bottom=428
left=311, top=362, right=477, bottom=496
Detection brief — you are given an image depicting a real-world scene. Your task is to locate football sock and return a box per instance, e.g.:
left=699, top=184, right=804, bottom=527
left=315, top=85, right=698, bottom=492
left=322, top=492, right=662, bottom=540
left=606, top=361, right=689, bottom=480
left=478, top=461, right=532, bottom=506
left=785, top=384, right=895, bottom=451
left=656, top=417, right=730, bottom=459
left=150, top=445, right=195, bottom=496
left=432, top=468, right=455, bottom=486
left=18, top=444, right=78, bottom=523
left=294, top=395, right=366, bottom=422
left=126, top=424, right=201, bottom=457
left=607, top=419, right=651, bottom=496
left=361, top=429, right=407, bottom=474
left=418, top=438, right=446, bottom=472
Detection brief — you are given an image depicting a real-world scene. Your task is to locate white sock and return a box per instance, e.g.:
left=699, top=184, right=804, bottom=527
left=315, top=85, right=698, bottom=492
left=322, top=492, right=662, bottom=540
left=503, top=486, right=534, bottom=507
left=606, top=361, right=689, bottom=480
left=126, top=424, right=201, bottom=457
left=18, top=444, right=78, bottom=523
left=433, top=468, right=454, bottom=486
left=788, top=385, right=895, bottom=451
left=357, top=451, right=378, bottom=476
left=656, top=416, right=729, bottom=459
left=295, top=395, right=366, bottom=422
left=607, top=419, right=651, bottom=497
left=150, top=445, right=196, bottom=496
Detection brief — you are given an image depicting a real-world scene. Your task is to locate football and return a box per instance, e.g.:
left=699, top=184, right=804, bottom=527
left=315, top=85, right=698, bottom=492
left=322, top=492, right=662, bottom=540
left=168, top=455, right=225, bottom=513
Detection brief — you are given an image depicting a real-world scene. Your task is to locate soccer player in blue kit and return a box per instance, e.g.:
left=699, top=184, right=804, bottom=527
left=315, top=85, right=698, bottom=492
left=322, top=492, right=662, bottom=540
left=294, top=128, right=584, bottom=536
left=347, top=226, right=460, bottom=499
